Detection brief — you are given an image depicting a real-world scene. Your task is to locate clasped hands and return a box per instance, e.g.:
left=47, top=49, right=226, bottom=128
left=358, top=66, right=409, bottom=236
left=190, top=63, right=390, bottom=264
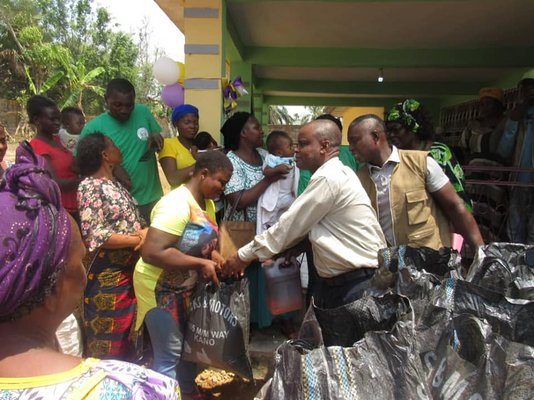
left=202, top=240, right=309, bottom=286
left=199, top=251, right=250, bottom=287
left=198, top=250, right=247, bottom=287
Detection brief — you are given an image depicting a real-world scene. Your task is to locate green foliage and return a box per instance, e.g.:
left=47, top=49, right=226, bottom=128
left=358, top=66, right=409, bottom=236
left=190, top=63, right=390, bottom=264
left=269, top=106, right=296, bottom=125
left=0, top=0, right=143, bottom=117
left=24, top=67, right=64, bottom=95
left=298, top=106, right=326, bottom=124
left=131, top=19, right=166, bottom=119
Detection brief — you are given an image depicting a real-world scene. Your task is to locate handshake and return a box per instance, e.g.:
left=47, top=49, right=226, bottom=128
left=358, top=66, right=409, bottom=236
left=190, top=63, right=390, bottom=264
left=197, top=250, right=250, bottom=287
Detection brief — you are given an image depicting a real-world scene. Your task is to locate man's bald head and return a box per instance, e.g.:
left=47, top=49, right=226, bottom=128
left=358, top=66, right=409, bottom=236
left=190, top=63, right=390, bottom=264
left=295, top=119, right=341, bottom=173
left=347, top=114, right=390, bottom=165
left=348, top=114, right=386, bottom=136
left=306, top=119, right=342, bottom=148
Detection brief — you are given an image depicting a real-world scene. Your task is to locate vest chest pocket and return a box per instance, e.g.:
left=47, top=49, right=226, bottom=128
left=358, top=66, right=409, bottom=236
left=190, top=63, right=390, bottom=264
left=405, top=189, right=430, bottom=225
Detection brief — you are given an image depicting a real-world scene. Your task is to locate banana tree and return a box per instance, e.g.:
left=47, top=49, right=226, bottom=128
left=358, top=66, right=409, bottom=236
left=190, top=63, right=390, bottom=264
left=59, top=58, right=105, bottom=111
left=24, top=65, right=64, bottom=95
left=269, top=105, right=296, bottom=125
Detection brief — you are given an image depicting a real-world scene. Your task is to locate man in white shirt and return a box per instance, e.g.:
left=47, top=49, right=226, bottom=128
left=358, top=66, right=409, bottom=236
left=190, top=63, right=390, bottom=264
left=348, top=114, right=483, bottom=251
left=223, top=120, right=386, bottom=309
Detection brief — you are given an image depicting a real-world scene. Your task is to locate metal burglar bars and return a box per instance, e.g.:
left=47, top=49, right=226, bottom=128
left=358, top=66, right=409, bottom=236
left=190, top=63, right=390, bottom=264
left=463, top=165, right=534, bottom=243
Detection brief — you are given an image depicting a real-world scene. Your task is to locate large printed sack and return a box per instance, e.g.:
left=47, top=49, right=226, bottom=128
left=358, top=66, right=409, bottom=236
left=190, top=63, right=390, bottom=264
left=256, top=299, right=431, bottom=400
left=410, top=300, right=534, bottom=399
left=257, top=289, right=534, bottom=400
left=182, top=279, right=253, bottom=379
left=413, top=279, right=534, bottom=399
left=312, top=293, right=411, bottom=347
left=466, top=243, right=534, bottom=299
left=420, top=313, right=534, bottom=400
left=429, top=278, right=534, bottom=347
left=367, top=245, right=463, bottom=299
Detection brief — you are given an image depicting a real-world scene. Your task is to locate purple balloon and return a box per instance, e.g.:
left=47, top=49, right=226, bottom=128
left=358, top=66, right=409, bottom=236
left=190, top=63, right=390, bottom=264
left=161, top=83, right=184, bottom=108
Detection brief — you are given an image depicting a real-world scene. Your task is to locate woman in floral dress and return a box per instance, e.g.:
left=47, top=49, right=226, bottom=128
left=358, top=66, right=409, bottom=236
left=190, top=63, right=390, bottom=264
left=77, top=133, right=148, bottom=361
left=220, top=112, right=290, bottom=330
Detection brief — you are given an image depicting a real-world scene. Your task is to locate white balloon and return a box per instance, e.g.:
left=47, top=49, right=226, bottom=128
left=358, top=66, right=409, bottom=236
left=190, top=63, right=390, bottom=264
left=153, top=56, right=180, bottom=85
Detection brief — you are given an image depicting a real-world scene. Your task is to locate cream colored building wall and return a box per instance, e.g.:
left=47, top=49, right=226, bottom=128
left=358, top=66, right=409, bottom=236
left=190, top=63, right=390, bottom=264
left=183, top=0, right=223, bottom=140
left=336, top=107, right=385, bottom=145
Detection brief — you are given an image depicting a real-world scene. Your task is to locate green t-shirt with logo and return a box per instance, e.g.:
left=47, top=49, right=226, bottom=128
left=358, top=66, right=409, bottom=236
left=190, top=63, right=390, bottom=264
left=297, top=145, right=360, bottom=195
left=80, top=104, right=163, bottom=206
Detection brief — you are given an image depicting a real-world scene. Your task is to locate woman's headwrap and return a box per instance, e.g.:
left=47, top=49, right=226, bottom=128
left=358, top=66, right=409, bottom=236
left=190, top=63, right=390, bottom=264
left=386, top=99, right=422, bottom=134
left=220, top=112, right=252, bottom=150
left=0, top=142, right=72, bottom=321
left=171, top=104, right=199, bottom=124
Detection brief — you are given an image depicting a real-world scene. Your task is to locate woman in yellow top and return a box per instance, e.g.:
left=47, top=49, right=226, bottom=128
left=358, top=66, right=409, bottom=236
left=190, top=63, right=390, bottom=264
left=159, top=104, right=199, bottom=188
left=134, top=151, right=233, bottom=400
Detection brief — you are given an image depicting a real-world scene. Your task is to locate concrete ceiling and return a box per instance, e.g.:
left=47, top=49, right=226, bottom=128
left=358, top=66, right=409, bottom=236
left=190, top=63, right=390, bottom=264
left=156, top=0, right=534, bottom=107
left=225, top=0, right=534, bottom=105
left=227, top=1, right=534, bottom=48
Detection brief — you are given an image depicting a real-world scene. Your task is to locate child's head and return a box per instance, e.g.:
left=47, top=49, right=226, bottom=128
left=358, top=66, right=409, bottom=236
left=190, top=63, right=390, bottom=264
left=61, top=107, right=86, bottom=136
left=266, top=130, right=293, bottom=157
left=193, top=131, right=218, bottom=150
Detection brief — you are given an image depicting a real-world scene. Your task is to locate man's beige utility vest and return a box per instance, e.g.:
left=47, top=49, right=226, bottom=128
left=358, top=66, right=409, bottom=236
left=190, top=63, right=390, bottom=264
left=357, top=150, right=451, bottom=250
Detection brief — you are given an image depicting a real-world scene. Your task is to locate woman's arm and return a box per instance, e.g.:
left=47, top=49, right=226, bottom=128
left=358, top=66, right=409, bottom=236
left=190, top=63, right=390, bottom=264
left=101, top=228, right=148, bottom=251
left=159, top=157, right=195, bottom=187
left=141, top=227, right=221, bottom=285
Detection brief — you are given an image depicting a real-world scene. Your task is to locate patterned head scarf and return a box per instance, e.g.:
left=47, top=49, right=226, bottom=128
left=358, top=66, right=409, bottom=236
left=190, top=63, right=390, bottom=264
left=0, top=142, right=72, bottom=321
left=386, top=99, right=422, bottom=134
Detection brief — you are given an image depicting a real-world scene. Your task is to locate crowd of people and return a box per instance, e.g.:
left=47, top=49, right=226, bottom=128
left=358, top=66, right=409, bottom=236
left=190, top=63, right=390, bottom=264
left=0, top=70, right=533, bottom=398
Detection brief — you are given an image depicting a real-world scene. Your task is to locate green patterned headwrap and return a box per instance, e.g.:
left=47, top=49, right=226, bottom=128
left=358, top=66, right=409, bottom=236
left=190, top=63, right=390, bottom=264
left=386, top=99, right=421, bottom=134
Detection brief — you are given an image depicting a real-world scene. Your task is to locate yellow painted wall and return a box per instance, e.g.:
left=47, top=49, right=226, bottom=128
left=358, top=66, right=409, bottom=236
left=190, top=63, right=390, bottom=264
left=183, top=0, right=223, bottom=140
left=337, top=107, right=385, bottom=144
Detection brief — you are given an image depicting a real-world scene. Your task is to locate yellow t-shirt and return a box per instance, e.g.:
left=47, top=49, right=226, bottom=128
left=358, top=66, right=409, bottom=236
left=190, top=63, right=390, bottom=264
left=133, top=185, right=216, bottom=330
left=158, top=137, right=196, bottom=187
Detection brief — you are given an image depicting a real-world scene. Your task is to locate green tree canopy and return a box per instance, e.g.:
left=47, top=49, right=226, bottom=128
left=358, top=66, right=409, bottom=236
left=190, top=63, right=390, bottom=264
left=269, top=105, right=296, bottom=125
left=0, top=0, right=140, bottom=115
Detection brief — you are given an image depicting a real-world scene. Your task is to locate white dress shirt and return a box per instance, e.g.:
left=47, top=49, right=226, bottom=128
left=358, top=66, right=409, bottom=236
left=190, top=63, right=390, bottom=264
left=239, top=157, right=386, bottom=278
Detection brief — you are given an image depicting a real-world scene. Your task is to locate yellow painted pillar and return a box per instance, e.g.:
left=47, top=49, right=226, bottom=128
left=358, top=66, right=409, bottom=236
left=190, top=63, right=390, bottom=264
left=183, top=0, right=224, bottom=142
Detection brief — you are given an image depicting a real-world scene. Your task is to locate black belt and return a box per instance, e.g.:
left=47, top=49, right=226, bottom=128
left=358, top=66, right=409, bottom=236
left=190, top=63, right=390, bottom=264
left=320, top=268, right=376, bottom=287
